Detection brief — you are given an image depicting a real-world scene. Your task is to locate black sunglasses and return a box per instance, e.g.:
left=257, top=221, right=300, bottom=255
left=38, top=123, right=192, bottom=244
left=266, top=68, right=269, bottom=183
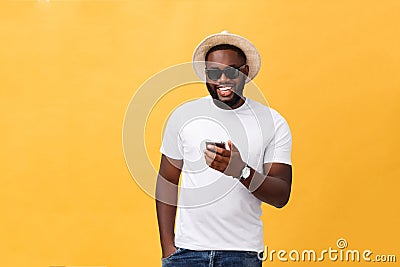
left=205, top=64, right=246, bottom=81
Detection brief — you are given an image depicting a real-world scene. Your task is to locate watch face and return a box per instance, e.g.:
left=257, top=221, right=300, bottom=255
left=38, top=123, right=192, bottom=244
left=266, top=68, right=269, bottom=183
left=242, top=166, right=251, bottom=179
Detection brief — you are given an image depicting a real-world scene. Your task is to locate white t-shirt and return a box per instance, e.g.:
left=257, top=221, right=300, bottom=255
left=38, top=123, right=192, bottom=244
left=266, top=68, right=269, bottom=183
left=160, top=96, right=292, bottom=252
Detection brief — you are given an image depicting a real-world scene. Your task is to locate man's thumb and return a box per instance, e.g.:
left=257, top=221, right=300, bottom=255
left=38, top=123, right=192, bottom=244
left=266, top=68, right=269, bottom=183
left=228, top=140, right=238, bottom=152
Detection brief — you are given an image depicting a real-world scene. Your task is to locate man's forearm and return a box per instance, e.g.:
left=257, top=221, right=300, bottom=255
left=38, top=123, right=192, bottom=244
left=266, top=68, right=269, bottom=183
left=155, top=155, right=183, bottom=256
left=155, top=172, right=179, bottom=253
left=240, top=167, right=291, bottom=208
left=156, top=199, right=177, bottom=247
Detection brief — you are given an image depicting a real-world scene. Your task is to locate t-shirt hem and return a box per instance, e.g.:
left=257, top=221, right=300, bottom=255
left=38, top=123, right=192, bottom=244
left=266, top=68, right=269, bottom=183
left=264, top=158, right=292, bottom=165
left=175, top=241, right=264, bottom=252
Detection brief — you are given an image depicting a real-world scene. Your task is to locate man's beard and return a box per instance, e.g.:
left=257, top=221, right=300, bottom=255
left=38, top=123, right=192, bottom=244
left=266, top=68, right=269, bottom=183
left=206, top=80, right=245, bottom=109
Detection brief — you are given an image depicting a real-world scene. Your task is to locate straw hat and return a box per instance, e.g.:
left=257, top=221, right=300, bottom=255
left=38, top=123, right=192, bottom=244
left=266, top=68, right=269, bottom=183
left=192, top=30, right=261, bottom=83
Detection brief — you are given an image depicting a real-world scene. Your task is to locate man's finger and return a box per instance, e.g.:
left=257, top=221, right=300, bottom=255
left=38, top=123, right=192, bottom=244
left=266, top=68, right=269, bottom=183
left=205, top=149, right=228, bottom=163
left=206, top=151, right=226, bottom=164
left=204, top=155, right=213, bottom=166
left=204, top=151, right=215, bottom=162
left=204, top=149, right=216, bottom=159
left=206, top=144, right=219, bottom=153
left=210, top=161, right=222, bottom=171
left=213, top=146, right=231, bottom=157
left=207, top=144, right=226, bottom=157
left=214, top=153, right=226, bottom=162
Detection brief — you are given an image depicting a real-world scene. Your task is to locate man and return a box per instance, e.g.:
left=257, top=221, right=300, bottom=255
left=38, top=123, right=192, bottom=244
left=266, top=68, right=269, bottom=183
left=156, top=31, right=292, bottom=267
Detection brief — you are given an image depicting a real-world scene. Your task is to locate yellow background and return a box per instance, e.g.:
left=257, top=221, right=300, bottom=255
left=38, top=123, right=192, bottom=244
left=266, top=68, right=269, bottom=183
left=1, top=1, right=399, bottom=266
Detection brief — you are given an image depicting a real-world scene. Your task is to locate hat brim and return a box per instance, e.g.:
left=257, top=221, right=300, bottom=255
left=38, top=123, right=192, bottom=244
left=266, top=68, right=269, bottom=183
left=192, top=32, right=261, bottom=84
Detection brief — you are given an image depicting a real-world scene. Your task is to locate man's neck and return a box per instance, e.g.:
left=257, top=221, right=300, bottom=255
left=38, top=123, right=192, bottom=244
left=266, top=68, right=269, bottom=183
left=212, top=97, right=246, bottom=110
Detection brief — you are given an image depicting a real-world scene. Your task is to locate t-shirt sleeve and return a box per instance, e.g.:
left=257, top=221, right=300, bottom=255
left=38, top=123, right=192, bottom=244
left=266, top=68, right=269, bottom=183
left=264, top=109, right=292, bottom=165
left=160, top=110, right=184, bottom=160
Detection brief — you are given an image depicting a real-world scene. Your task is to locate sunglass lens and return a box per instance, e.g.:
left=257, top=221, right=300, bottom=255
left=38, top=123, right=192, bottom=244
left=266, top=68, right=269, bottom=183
left=207, top=69, right=222, bottom=80
left=225, top=68, right=239, bottom=79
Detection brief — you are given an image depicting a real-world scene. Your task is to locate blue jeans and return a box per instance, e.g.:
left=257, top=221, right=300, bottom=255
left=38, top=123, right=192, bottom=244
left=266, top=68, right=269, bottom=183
left=161, top=247, right=262, bottom=267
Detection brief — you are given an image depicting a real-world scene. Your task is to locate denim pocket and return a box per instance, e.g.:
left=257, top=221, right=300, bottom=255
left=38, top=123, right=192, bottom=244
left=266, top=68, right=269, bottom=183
left=161, top=247, right=184, bottom=260
left=246, top=251, right=261, bottom=259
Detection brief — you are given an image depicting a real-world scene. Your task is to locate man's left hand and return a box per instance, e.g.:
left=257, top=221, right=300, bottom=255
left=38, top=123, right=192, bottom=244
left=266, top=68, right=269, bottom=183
left=204, top=140, right=245, bottom=178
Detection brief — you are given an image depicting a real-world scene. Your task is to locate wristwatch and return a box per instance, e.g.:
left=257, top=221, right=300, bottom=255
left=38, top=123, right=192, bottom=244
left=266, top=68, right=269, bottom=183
left=238, top=164, right=251, bottom=180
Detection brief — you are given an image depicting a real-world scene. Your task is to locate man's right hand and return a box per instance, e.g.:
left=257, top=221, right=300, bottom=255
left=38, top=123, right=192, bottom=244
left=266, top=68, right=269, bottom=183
left=162, top=244, right=177, bottom=259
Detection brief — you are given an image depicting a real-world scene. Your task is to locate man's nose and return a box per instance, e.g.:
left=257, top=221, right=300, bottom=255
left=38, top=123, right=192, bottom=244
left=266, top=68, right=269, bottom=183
left=219, top=71, right=228, bottom=82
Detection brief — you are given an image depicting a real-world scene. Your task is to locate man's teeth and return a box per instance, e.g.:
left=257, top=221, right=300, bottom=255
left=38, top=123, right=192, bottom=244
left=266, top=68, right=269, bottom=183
left=219, top=86, right=232, bottom=91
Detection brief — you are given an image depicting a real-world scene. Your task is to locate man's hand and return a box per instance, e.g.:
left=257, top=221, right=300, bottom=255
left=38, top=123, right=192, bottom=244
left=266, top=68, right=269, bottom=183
left=162, top=244, right=177, bottom=259
left=204, top=140, right=245, bottom=178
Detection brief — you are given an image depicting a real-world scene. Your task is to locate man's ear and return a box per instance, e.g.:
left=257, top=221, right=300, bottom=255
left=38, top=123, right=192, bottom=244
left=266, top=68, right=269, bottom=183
left=243, top=64, right=249, bottom=76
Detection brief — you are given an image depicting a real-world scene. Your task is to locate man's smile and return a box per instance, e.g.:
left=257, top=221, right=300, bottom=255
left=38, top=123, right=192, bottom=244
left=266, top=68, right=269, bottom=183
left=217, top=85, right=235, bottom=98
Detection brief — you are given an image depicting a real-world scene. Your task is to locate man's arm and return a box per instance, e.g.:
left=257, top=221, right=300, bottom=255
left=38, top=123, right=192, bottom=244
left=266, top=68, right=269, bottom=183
left=241, top=162, right=292, bottom=208
left=155, top=154, right=183, bottom=258
left=204, top=140, right=292, bottom=208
